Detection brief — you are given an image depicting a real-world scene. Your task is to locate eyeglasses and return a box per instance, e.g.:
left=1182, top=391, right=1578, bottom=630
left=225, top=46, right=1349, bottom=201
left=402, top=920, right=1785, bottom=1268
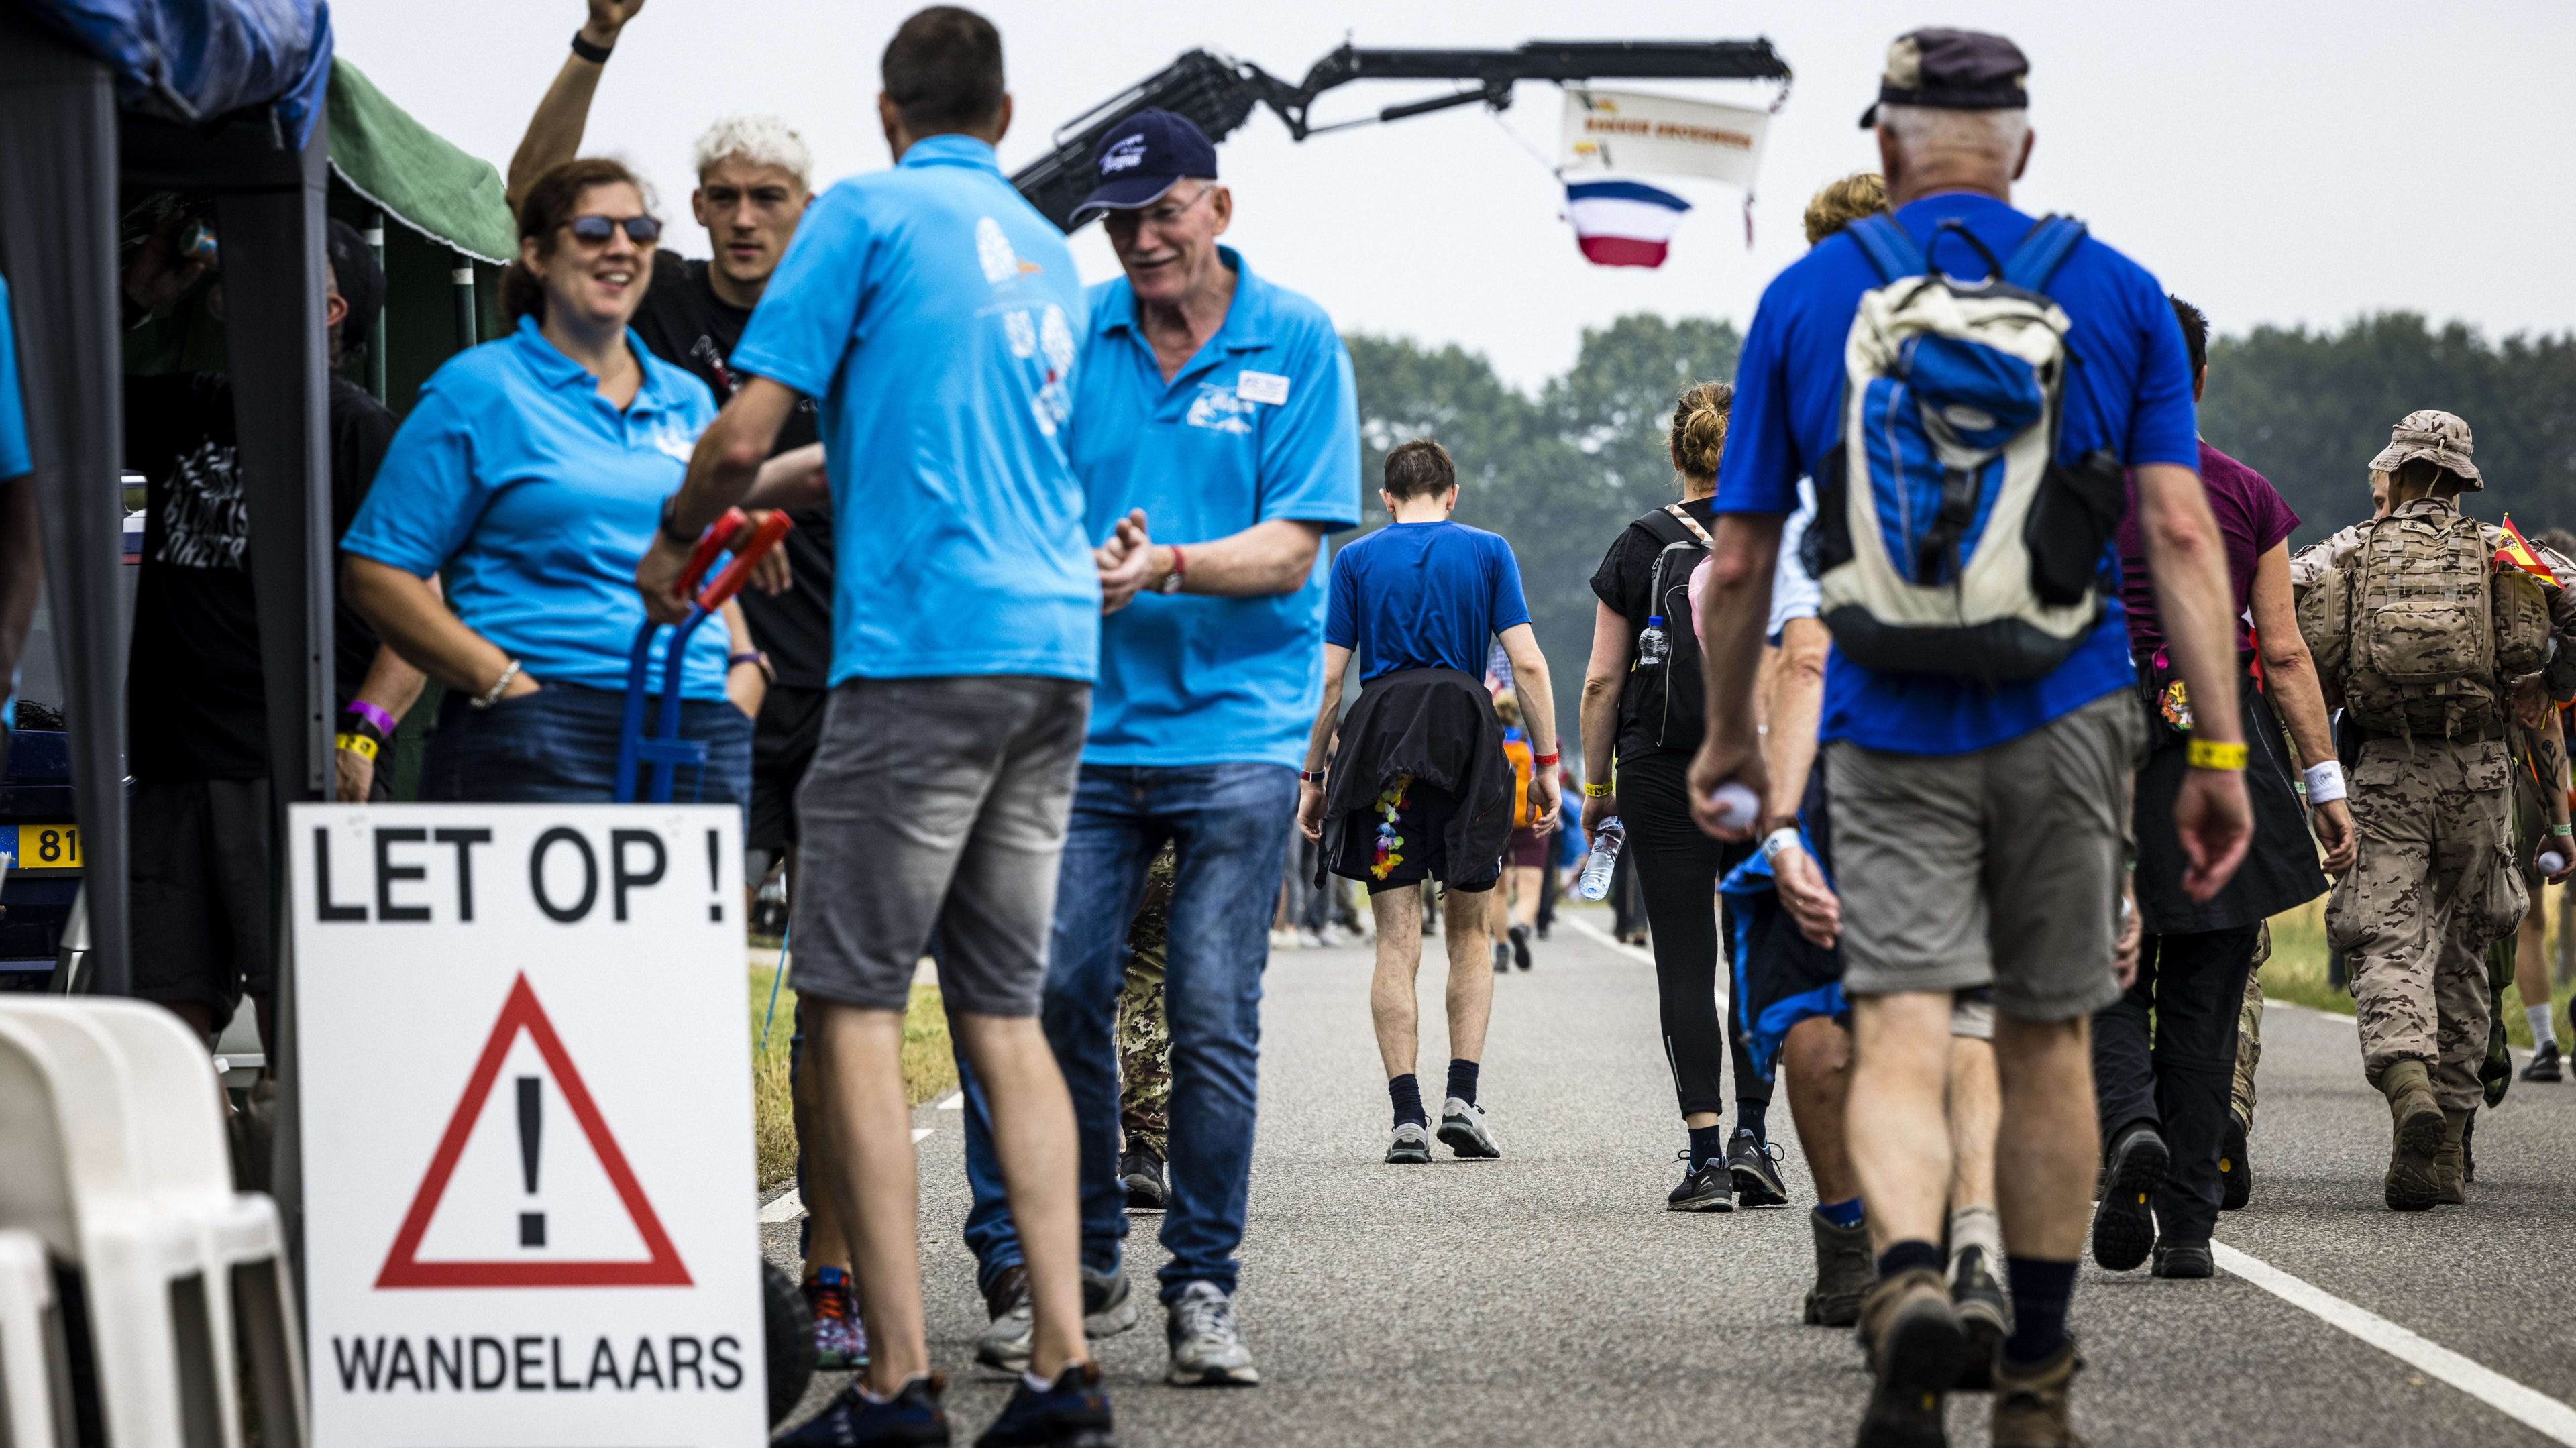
left=1100, top=184, right=1216, bottom=241
left=566, top=213, right=663, bottom=246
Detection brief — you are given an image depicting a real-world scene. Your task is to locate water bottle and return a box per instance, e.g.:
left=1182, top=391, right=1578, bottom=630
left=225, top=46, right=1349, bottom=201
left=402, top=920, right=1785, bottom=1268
left=1637, top=616, right=1670, bottom=666
left=1578, top=818, right=1625, bottom=900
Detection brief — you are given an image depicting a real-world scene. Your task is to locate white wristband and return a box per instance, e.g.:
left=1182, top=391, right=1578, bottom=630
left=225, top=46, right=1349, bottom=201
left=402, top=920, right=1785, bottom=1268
left=1760, top=826, right=1801, bottom=863
left=2302, top=760, right=2347, bottom=806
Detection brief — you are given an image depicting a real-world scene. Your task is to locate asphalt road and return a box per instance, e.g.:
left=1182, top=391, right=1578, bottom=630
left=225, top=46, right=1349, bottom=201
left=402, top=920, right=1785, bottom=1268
left=766, top=906, right=2576, bottom=1447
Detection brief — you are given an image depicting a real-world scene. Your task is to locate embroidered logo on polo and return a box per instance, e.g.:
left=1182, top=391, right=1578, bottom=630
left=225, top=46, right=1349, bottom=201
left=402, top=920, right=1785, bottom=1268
left=1101, top=134, right=1146, bottom=174
left=649, top=425, right=700, bottom=464
left=1003, top=302, right=1077, bottom=437
left=1185, top=384, right=1256, bottom=436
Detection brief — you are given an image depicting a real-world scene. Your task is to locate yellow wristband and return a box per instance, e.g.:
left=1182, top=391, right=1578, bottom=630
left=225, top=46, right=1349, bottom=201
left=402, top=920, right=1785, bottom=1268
left=1581, top=783, right=1613, bottom=798
left=2186, top=737, right=2247, bottom=771
left=335, top=732, right=379, bottom=761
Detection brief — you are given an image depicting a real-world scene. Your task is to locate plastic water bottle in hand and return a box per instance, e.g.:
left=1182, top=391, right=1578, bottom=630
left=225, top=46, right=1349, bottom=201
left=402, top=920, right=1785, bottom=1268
left=1637, top=616, right=1670, bottom=666
left=1708, top=781, right=1760, bottom=833
left=1578, top=818, right=1625, bottom=900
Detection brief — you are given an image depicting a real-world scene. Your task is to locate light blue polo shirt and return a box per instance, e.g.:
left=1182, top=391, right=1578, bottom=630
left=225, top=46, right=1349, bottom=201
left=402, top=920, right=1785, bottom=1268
left=730, top=133, right=1096, bottom=685
left=341, top=316, right=730, bottom=698
left=1073, top=248, right=1360, bottom=767
left=0, top=274, right=28, bottom=482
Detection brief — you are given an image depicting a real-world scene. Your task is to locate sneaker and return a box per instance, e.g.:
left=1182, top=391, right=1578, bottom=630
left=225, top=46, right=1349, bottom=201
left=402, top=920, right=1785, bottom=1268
left=2089, top=1123, right=2167, bottom=1272
left=780, top=1374, right=950, bottom=1447
left=1666, top=1149, right=1734, bottom=1212
left=1437, top=1096, right=1501, bottom=1159
left=1854, top=1267, right=1965, bottom=1448
left=1990, top=1337, right=2083, bottom=1448
left=2218, top=1113, right=2251, bottom=1212
left=1492, top=940, right=1510, bottom=972
left=2151, top=1239, right=2213, bottom=1279
left=1165, top=1281, right=1260, bottom=1387
left=1726, top=1129, right=1789, bottom=1207
left=1119, top=1148, right=1167, bottom=1212
left=2522, top=1039, right=2563, bottom=1082
left=975, top=1268, right=1033, bottom=1374
left=1951, top=1245, right=2010, bottom=1390
left=1803, top=1209, right=1872, bottom=1327
left=807, top=1266, right=869, bottom=1370
left=1083, top=1266, right=1139, bottom=1339
left=1385, top=1121, right=1433, bottom=1164
left=973, top=1361, right=1114, bottom=1448
left=1295, top=926, right=1324, bottom=950
left=1509, top=922, right=1534, bottom=970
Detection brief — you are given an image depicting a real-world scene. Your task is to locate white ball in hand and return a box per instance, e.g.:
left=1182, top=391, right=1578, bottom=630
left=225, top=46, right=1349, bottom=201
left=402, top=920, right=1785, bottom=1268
left=2542, top=850, right=2567, bottom=877
left=1709, top=781, right=1761, bottom=832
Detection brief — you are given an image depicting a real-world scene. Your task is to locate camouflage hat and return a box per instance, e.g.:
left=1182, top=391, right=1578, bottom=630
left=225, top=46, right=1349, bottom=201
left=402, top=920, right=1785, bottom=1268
left=1860, top=30, right=2031, bottom=127
left=2369, top=409, right=2482, bottom=490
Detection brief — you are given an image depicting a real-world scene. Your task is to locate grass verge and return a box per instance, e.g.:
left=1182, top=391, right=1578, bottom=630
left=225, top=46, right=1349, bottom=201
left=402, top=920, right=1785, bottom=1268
left=2262, top=887, right=2576, bottom=1046
left=748, top=959, right=961, bottom=1189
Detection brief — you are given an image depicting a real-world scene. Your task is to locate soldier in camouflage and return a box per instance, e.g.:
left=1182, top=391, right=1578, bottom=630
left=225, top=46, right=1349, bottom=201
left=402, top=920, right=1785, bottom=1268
left=2294, top=410, right=2576, bottom=1210
left=1115, top=846, right=1176, bottom=1209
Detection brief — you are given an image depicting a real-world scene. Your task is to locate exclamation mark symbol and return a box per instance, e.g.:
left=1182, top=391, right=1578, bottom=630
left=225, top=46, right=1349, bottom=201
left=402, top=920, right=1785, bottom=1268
left=517, top=1076, right=545, bottom=1248
left=706, top=828, right=724, bottom=922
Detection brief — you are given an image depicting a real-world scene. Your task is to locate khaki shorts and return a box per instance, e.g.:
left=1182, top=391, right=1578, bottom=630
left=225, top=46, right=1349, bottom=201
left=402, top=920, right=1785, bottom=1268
left=1826, top=690, right=2143, bottom=1021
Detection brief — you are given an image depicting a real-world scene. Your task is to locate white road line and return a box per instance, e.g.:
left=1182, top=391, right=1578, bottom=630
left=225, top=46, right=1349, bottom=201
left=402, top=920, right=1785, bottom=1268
left=937, top=1091, right=965, bottom=1110
left=1558, top=913, right=1725, bottom=1005
left=2214, top=1243, right=2576, bottom=1443
left=912, top=1127, right=934, bottom=1143
left=757, top=1189, right=804, bottom=1225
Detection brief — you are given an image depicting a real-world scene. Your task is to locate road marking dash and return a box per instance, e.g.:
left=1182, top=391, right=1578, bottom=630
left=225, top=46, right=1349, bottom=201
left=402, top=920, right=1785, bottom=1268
left=912, top=1126, right=934, bottom=1143
left=757, top=1189, right=804, bottom=1225
left=937, top=1091, right=964, bottom=1110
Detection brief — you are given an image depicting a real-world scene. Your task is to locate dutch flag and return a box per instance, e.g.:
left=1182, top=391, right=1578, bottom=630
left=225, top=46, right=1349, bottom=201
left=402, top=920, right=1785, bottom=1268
left=1563, top=180, right=1692, bottom=268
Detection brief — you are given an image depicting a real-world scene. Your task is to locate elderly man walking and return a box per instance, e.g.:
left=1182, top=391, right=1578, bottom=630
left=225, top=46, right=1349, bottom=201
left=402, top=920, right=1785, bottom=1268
left=1686, top=29, right=2250, bottom=1446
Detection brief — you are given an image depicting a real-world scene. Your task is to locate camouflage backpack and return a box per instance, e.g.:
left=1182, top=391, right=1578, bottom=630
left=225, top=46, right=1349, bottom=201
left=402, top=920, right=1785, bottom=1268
left=2333, top=509, right=2522, bottom=736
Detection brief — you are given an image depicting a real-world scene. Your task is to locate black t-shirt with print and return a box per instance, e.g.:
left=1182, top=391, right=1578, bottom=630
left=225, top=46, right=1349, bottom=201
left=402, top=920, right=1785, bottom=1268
left=1587, top=495, right=1719, bottom=761
left=123, top=372, right=396, bottom=781
left=634, top=252, right=834, bottom=690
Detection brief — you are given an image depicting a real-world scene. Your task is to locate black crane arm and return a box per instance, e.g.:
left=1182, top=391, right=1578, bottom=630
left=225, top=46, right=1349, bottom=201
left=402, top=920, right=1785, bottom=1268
left=1011, top=38, right=1791, bottom=231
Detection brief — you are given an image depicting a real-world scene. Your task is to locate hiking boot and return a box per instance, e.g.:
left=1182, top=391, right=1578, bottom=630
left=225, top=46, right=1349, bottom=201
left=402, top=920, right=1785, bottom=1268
left=1083, top=1266, right=1139, bottom=1339
left=1118, top=1148, right=1167, bottom=1212
left=2089, top=1123, right=2167, bottom=1272
left=782, top=1374, right=951, bottom=1447
left=976, top=1268, right=1033, bottom=1373
left=2218, top=1112, right=2251, bottom=1212
left=1385, top=1121, right=1432, bottom=1164
left=1165, top=1281, right=1259, bottom=1387
left=1438, top=1097, right=1501, bottom=1159
left=1509, top=922, right=1534, bottom=970
left=1991, top=1339, right=2086, bottom=1448
left=1727, top=1129, right=1790, bottom=1207
left=2522, top=1040, right=2564, bottom=1082
left=973, top=1360, right=1114, bottom=1448
left=2381, top=1060, right=2445, bottom=1211
left=1951, top=1246, right=2010, bottom=1390
left=2432, top=1109, right=2470, bottom=1205
left=807, top=1266, right=869, bottom=1370
left=1804, top=1209, right=1872, bottom=1327
left=1854, top=1268, right=1966, bottom=1448
left=1666, top=1149, right=1734, bottom=1213
left=2150, top=1239, right=2213, bottom=1279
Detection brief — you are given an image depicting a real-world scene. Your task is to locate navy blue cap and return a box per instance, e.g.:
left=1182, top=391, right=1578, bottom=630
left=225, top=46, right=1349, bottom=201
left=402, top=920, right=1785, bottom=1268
left=1071, top=109, right=1218, bottom=225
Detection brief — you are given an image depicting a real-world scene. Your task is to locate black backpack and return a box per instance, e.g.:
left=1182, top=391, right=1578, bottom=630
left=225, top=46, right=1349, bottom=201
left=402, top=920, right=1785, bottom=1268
left=1615, top=504, right=1715, bottom=753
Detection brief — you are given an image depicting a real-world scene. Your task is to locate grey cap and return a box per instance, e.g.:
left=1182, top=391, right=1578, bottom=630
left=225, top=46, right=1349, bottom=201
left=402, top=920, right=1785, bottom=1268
left=1860, top=29, right=2031, bottom=127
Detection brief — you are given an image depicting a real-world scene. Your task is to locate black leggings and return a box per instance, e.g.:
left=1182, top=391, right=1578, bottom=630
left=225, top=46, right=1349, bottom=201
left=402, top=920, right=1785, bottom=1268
left=1620, top=749, right=1770, bottom=1120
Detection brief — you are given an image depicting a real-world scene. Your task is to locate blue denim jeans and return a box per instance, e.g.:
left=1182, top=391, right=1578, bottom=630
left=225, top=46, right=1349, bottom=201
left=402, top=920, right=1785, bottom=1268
left=959, top=761, right=1297, bottom=1302
left=421, top=680, right=752, bottom=813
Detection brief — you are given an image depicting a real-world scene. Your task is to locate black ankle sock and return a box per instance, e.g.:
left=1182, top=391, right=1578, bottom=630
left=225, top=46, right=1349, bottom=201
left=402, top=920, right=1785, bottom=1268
left=1734, top=1099, right=1768, bottom=1144
left=1389, top=1073, right=1427, bottom=1127
left=2003, top=1256, right=2078, bottom=1364
left=1877, top=1239, right=1944, bottom=1280
left=1686, top=1124, right=1728, bottom=1169
left=1445, top=1058, right=1479, bottom=1107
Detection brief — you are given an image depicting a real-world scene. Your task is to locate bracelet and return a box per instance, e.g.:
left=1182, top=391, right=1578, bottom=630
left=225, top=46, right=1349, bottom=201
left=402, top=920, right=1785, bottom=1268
left=2301, top=759, right=2347, bottom=806
left=1299, top=769, right=1324, bottom=783
left=334, top=732, right=380, bottom=761
left=658, top=495, right=698, bottom=549
left=1760, top=826, right=1800, bottom=862
left=2185, top=737, right=2247, bottom=771
left=1534, top=751, right=1560, bottom=767
left=471, top=659, right=522, bottom=710
left=2555, top=824, right=2574, bottom=838
left=570, top=30, right=614, bottom=63
left=1581, top=782, right=1613, bottom=798
left=1158, top=545, right=1188, bottom=594
left=345, top=700, right=399, bottom=738
left=728, top=649, right=774, bottom=684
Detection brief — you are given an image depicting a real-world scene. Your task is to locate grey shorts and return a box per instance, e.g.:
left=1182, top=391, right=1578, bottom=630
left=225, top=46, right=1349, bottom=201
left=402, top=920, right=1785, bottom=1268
left=1950, top=990, right=1995, bottom=1040
left=1826, top=689, right=2143, bottom=1021
left=790, top=675, right=1091, bottom=1016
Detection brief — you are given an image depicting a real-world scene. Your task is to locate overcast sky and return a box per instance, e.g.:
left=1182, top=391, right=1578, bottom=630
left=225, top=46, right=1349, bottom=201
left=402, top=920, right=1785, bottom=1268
left=340, top=0, right=2575, bottom=390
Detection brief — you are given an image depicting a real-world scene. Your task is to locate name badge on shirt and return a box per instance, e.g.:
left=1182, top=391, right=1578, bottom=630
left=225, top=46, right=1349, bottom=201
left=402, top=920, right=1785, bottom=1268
left=1236, top=370, right=1291, bottom=406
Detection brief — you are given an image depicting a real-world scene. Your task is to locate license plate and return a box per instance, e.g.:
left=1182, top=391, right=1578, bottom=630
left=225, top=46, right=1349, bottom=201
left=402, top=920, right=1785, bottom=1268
left=12, top=822, right=80, bottom=872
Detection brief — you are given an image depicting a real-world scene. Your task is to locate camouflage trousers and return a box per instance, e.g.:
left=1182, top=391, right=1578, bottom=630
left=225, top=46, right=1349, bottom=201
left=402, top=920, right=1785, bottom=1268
left=1115, top=845, right=1175, bottom=1156
left=2231, top=923, right=2269, bottom=1128
left=2325, top=736, right=2527, bottom=1113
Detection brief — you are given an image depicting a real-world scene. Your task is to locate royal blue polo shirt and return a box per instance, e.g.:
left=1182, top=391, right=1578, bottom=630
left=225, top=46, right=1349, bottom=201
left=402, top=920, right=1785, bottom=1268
left=730, top=133, right=1096, bottom=686
left=341, top=316, right=731, bottom=698
left=1325, top=520, right=1531, bottom=680
left=1072, top=247, right=1361, bottom=767
left=1716, top=190, right=2199, bottom=755
left=0, top=274, right=28, bottom=482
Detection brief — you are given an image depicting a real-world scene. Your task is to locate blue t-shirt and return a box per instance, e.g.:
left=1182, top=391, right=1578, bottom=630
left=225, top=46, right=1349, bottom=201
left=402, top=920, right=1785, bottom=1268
left=1324, top=521, right=1531, bottom=681
left=730, top=134, right=1096, bottom=685
left=1073, top=248, right=1361, bottom=767
left=1715, top=192, right=2198, bottom=755
left=0, top=274, right=28, bottom=482
left=341, top=317, right=730, bottom=698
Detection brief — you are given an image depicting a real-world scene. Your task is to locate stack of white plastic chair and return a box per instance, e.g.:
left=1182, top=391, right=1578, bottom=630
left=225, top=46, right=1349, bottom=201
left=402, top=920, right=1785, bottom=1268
left=0, top=1226, right=74, bottom=1448
left=0, top=1001, right=304, bottom=1448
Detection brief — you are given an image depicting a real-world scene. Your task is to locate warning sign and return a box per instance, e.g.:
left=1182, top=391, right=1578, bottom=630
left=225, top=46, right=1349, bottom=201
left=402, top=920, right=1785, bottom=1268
left=293, top=805, right=760, bottom=1448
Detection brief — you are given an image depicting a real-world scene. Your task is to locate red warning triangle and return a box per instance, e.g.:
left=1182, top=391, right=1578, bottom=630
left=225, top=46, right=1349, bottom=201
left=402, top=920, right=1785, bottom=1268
left=377, top=974, right=691, bottom=1288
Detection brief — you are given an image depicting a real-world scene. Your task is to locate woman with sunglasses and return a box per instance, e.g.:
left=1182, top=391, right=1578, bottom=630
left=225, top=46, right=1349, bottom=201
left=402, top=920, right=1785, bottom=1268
left=343, top=158, right=770, bottom=807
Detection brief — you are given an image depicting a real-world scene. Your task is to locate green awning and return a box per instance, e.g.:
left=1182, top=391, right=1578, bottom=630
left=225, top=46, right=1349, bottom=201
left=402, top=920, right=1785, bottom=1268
left=326, top=58, right=515, bottom=264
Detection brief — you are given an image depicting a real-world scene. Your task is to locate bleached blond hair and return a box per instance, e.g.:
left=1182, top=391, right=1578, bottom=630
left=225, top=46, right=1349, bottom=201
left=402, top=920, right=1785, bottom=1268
left=692, top=114, right=813, bottom=192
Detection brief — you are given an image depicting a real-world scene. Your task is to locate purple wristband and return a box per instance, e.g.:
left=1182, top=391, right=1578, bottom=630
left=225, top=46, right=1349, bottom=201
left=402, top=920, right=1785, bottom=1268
left=345, top=700, right=399, bottom=737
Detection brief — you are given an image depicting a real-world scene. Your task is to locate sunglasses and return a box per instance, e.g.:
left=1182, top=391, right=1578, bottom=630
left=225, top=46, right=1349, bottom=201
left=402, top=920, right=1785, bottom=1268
left=566, top=213, right=663, bottom=246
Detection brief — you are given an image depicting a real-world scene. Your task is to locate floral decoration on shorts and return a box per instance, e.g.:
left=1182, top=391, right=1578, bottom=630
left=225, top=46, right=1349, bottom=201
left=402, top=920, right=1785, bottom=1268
left=1371, top=775, right=1412, bottom=881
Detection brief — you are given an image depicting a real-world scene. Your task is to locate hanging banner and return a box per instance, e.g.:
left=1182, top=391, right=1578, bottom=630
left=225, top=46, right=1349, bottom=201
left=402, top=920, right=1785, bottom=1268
left=1559, top=88, right=1770, bottom=190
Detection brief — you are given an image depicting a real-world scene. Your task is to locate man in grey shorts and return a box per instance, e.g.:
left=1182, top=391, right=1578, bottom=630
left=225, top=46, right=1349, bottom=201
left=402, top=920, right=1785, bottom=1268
left=1684, top=27, right=2251, bottom=1446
